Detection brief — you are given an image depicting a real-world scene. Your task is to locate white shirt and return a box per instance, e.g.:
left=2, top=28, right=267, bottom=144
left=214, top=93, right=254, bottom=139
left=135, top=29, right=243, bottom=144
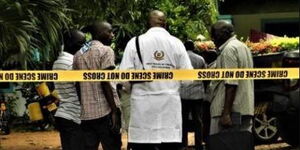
left=119, top=27, right=193, bottom=143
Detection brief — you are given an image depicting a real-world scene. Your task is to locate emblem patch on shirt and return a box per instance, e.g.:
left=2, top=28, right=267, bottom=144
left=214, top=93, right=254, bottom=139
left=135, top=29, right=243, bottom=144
left=154, top=50, right=164, bottom=61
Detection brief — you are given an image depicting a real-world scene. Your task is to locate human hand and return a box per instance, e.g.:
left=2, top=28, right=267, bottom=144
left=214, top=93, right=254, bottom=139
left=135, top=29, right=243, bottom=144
left=110, top=109, right=121, bottom=134
left=219, top=113, right=232, bottom=128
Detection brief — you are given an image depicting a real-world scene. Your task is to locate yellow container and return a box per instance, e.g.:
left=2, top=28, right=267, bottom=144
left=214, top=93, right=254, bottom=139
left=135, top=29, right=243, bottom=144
left=36, top=82, right=50, bottom=97
left=47, top=103, right=58, bottom=112
left=51, top=90, right=59, bottom=100
left=28, top=102, right=43, bottom=121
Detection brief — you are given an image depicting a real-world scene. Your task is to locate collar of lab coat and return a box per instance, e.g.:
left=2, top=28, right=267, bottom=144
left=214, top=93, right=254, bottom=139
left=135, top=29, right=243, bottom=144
left=146, top=27, right=170, bottom=35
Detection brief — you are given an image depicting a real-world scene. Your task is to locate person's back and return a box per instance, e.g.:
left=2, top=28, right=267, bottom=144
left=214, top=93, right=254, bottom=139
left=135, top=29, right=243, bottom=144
left=74, top=40, right=116, bottom=119
left=53, top=30, right=85, bottom=124
left=120, top=10, right=192, bottom=150
left=73, top=21, right=121, bottom=150
left=179, top=40, right=206, bottom=150
left=53, top=30, right=85, bottom=150
left=225, top=39, right=253, bottom=68
left=124, top=27, right=191, bottom=95
left=53, top=52, right=81, bottom=123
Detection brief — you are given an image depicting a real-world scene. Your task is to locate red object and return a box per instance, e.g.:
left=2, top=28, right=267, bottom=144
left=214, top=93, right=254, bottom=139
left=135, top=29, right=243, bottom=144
left=250, top=29, right=277, bottom=42
left=250, top=29, right=267, bottom=42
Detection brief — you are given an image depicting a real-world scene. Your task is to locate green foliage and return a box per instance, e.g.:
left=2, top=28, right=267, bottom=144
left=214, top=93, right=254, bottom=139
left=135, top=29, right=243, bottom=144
left=0, top=0, right=218, bottom=67
left=0, top=0, right=71, bottom=69
left=5, top=93, right=18, bottom=118
left=158, top=0, right=218, bottom=40
left=269, top=37, right=299, bottom=51
left=65, top=0, right=218, bottom=62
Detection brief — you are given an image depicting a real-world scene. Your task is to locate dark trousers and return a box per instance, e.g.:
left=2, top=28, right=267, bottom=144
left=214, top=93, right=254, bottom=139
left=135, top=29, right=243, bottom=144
left=129, top=143, right=181, bottom=150
left=208, top=115, right=254, bottom=150
left=181, top=99, right=203, bottom=150
left=202, top=101, right=211, bottom=144
left=81, top=114, right=122, bottom=150
left=55, top=117, right=84, bottom=150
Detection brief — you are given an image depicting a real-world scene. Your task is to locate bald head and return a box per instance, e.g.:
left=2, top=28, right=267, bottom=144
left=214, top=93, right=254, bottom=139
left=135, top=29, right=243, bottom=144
left=211, top=21, right=234, bottom=35
left=148, top=10, right=167, bottom=28
left=211, top=20, right=235, bottom=48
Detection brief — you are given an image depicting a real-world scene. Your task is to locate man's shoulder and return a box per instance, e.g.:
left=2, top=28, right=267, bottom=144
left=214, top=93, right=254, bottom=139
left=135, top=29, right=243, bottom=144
left=143, top=31, right=182, bottom=43
left=188, top=51, right=205, bottom=62
left=55, top=52, right=73, bottom=61
left=169, top=35, right=183, bottom=44
left=192, top=52, right=204, bottom=60
left=54, top=56, right=72, bottom=63
left=79, top=40, right=114, bottom=55
left=74, top=50, right=82, bottom=58
left=127, top=37, right=136, bottom=46
left=90, top=40, right=112, bottom=51
left=227, top=38, right=247, bottom=49
left=124, top=36, right=140, bottom=52
left=101, top=45, right=114, bottom=53
left=53, top=56, right=72, bottom=70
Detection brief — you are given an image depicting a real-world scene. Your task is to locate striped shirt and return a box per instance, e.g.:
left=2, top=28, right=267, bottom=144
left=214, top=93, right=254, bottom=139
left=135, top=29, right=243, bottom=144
left=53, top=52, right=81, bottom=124
left=180, top=50, right=206, bottom=100
left=209, top=36, right=254, bottom=117
left=73, top=40, right=120, bottom=120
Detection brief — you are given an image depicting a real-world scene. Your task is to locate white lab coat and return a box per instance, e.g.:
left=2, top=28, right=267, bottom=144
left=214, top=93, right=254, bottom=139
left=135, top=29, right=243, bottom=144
left=119, top=27, right=193, bottom=143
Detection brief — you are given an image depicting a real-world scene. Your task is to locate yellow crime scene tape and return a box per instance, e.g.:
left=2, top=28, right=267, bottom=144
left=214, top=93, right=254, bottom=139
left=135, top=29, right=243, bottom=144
left=0, top=68, right=299, bottom=82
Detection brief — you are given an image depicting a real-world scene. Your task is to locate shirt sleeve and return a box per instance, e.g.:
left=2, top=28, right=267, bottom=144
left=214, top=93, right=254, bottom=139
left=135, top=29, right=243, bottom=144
left=197, top=55, right=206, bottom=69
left=101, top=47, right=116, bottom=70
left=177, top=41, right=194, bottom=86
left=221, top=46, right=239, bottom=85
left=202, top=58, right=207, bottom=69
left=177, top=41, right=193, bottom=69
left=119, top=38, right=135, bottom=70
left=73, top=54, right=79, bottom=70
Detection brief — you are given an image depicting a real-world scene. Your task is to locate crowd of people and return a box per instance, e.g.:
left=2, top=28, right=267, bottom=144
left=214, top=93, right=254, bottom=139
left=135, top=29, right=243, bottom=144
left=52, top=10, right=254, bottom=150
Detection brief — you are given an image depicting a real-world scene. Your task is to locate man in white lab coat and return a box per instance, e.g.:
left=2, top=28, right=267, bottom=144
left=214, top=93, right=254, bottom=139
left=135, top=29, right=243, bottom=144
left=120, top=10, right=193, bottom=150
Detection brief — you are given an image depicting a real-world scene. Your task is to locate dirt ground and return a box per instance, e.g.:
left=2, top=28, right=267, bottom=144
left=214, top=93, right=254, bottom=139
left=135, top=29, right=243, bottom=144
left=0, top=131, right=297, bottom=150
left=0, top=131, right=128, bottom=150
